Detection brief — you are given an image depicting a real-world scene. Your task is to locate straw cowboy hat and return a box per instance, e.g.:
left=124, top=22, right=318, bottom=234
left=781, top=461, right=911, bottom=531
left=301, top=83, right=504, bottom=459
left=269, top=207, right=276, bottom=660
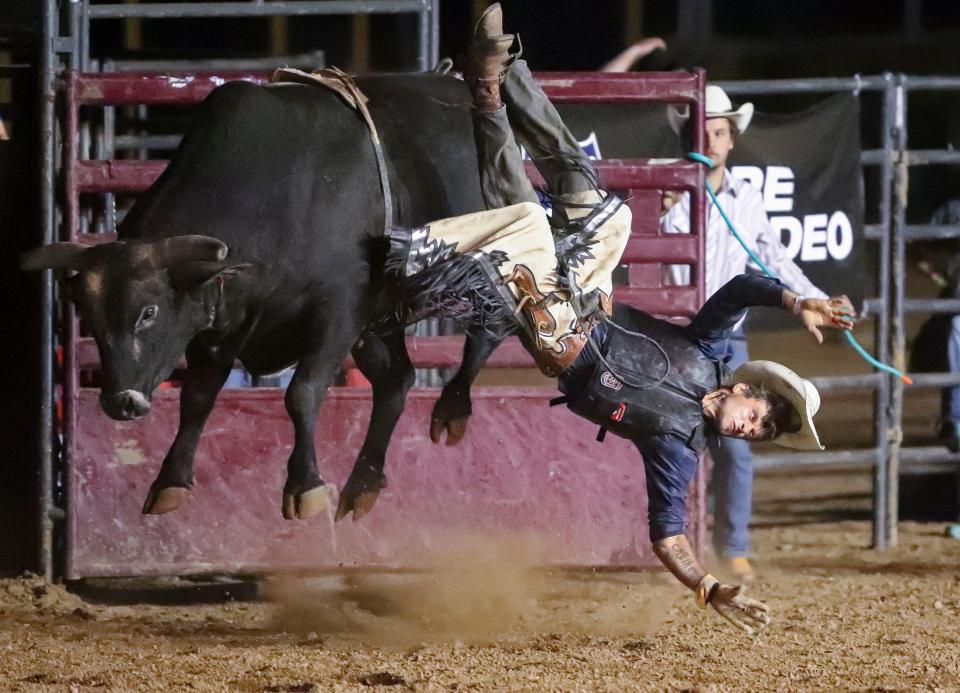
left=667, top=85, right=754, bottom=135
left=728, top=360, right=824, bottom=451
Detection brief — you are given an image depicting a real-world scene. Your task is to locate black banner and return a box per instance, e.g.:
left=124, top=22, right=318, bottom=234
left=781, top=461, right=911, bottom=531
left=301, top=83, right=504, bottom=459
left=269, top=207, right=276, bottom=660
left=555, top=93, right=866, bottom=305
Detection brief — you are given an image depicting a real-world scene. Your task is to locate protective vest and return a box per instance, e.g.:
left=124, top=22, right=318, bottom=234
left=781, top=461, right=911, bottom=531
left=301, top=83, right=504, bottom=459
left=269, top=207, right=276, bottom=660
left=558, top=305, right=728, bottom=452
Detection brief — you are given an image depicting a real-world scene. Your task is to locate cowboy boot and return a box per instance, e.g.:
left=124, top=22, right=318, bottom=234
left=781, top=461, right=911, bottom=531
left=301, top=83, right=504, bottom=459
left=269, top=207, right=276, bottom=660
left=466, top=35, right=515, bottom=113
left=474, top=2, right=504, bottom=40
left=465, top=5, right=518, bottom=113
left=508, top=265, right=589, bottom=377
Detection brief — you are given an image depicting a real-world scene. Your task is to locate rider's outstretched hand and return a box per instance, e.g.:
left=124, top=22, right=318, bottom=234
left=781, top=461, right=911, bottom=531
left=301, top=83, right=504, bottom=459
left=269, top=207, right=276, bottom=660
left=710, top=583, right=771, bottom=636
left=799, top=295, right=856, bottom=344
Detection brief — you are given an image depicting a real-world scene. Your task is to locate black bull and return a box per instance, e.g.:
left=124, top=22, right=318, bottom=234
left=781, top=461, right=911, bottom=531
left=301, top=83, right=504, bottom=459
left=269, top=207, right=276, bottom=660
left=24, top=74, right=513, bottom=521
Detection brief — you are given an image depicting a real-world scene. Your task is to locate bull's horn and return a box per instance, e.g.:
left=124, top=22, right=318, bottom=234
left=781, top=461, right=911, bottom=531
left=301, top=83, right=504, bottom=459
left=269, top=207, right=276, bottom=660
left=149, top=235, right=228, bottom=268
left=20, top=242, right=89, bottom=272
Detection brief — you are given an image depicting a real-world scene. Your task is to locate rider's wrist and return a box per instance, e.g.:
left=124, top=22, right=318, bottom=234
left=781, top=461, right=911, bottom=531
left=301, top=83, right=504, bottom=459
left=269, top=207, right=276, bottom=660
left=694, top=574, right=720, bottom=608
left=792, top=295, right=808, bottom=315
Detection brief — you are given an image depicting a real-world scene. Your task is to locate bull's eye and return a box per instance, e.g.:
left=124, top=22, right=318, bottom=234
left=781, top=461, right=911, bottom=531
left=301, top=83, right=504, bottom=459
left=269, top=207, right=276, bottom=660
left=135, top=304, right=159, bottom=332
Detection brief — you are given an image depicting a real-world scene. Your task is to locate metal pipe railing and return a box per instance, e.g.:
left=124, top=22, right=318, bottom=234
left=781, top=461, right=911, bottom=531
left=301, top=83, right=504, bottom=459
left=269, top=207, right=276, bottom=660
left=37, top=0, right=59, bottom=582
left=717, top=74, right=898, bottom=547
left=81, top=0, right=438, bottom=73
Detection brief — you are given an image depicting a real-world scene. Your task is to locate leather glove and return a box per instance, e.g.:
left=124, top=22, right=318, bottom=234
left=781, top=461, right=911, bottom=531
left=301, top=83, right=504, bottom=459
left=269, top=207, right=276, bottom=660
left=696, top=575, right=771, bottom=636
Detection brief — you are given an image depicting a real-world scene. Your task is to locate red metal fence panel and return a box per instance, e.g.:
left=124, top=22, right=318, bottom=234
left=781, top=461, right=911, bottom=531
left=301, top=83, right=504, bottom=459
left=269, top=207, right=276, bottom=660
left=58, top=69, right=708, bottom=576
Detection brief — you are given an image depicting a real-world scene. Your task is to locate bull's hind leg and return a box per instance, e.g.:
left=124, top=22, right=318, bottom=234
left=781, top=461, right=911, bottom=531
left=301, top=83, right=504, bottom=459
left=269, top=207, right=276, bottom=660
left=282, top=300, right=359, bottom=520
left=143, top=343, right=233, bottom=514
left=336, top=331, right=415, bottom=521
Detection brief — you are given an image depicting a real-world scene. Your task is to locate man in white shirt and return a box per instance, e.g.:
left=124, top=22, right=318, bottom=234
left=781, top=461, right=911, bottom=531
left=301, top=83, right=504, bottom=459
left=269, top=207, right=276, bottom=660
left=661, top=86, right=850, bottom=581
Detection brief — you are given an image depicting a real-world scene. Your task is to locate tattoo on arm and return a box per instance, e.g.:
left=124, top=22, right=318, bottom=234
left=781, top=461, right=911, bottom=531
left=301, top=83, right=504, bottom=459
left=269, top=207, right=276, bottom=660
left=653, top=535, right=707, bottom=591
left=670, top=544, right=701, bottom=582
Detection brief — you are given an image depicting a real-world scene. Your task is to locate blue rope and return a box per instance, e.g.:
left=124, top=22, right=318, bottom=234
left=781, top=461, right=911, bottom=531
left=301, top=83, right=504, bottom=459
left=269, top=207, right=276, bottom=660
left=686, top=152, right=912, bottom=385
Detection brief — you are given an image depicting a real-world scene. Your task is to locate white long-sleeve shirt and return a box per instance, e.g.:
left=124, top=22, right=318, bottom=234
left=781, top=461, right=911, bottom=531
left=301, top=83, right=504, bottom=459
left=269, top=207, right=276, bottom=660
left=662, top=169, right=828, bottom=302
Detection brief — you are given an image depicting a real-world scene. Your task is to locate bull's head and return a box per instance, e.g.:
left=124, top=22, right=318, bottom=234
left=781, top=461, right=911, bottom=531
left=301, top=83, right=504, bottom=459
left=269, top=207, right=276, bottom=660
left=22, top=235, right=237, bottom=421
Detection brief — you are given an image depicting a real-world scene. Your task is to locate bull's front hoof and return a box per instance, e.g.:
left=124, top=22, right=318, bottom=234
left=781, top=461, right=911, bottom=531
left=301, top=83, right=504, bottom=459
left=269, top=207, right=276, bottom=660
left=282, top=484, right=333, bottom=520
left=335, top=472, right=387, bottom=522
left=142, top=485, right=191, bottom=515
left=429, top=416, right=469, bottom=446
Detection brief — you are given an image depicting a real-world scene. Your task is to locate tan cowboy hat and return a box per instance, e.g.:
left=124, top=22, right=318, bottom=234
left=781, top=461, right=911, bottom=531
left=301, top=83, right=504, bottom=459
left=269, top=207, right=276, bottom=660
left=727, top=360, right=824, bottom=451
left=667, top=85, right=754, bottom=135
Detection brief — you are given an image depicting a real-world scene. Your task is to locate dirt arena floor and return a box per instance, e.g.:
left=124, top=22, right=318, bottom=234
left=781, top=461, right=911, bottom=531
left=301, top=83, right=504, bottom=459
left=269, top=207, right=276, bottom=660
left=1, top=465, right=958, bottom=692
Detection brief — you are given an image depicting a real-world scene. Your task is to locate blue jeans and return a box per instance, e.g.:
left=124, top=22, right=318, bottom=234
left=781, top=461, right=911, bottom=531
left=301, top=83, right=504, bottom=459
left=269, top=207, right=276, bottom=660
left=946, top=315, right=960, bottom=423
left=709, top=332, right=752, bottom=558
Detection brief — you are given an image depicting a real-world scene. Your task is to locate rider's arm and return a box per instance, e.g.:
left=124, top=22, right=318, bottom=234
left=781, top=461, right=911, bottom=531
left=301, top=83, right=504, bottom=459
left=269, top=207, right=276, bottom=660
left=688, top=273, right=853, bottom=353
left=636, top=434, right=772, bottom=635
left=686, top=273, right=786, bottom=350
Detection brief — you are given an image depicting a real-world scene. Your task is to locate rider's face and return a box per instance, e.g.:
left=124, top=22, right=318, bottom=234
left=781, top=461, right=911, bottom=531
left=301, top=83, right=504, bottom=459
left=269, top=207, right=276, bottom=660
left=711, top=386, right=770, bottom=441
left=705, top=117, right=735, bottom=169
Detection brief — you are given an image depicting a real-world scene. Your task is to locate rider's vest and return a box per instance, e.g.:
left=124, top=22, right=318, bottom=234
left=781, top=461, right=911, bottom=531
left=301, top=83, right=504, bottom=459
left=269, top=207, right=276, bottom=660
left=558, top=305, right=728, bottom=452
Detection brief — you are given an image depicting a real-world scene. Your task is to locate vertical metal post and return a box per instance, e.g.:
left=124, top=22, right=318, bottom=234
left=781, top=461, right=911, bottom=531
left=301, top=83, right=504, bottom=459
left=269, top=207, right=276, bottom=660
left=887, top=74, right=909, bottom=548
left=38, top=0, right=59, bottom=582
left=691, top=68, right=707, bottom=306
left=429, top=0, right=440, bottom=69
left=691, top=68, right=707, bottom=565
left=872, top=73, right=895, bottom=549
left=79, top=0, right=91, bottom=70
left=62, top=72, right=81, bottom=579
left=417, top=0, right=429, bottom=71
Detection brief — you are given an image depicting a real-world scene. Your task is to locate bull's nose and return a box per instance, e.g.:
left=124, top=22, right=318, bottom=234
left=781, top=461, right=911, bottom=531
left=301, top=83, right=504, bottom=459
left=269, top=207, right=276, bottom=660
left=100, top=390, right=151, bottom=421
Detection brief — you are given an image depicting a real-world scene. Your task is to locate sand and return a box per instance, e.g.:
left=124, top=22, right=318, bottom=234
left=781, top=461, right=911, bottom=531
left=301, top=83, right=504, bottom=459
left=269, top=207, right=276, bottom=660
left=1, top=467, right=958, bottom=692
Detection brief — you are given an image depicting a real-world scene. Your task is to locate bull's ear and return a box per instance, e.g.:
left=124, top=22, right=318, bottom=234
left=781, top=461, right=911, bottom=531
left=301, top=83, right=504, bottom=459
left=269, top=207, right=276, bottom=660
left=143, top=235, right=228, bottom=270
left=20, top=242, right=89, bottom=272
left=169, top=261, right=251, bottom=292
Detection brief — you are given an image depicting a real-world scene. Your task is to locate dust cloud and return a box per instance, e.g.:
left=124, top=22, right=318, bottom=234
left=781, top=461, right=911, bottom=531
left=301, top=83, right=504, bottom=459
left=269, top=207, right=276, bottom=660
left=265, top=531, right=665, bottom=646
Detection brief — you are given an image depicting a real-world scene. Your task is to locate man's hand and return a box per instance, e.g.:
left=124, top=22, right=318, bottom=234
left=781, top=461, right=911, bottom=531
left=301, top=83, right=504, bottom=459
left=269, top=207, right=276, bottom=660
left=710, top=583, right=771, bottom=636
left=799, top=295, right=856, bottom=343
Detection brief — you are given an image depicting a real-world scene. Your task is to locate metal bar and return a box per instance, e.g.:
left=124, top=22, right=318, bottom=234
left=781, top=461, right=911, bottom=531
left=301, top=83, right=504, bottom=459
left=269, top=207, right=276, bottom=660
left=113, top=134, right=182, bottom=151
left=537, top=71, right=701, bottom=104
left=71, top=69, right=699, bottom=107
left=75, top=72, right=268, bottom=105
left=37, top=0, right=58, bottom=583
left=689, top=68, right=707, bottom=566
left=807, top=373, right=883, bottom=391
left=887, top=74, right=908, bottom=548
left=899, top=446, right=960, bottom=464
left=860, top=149, right=887, bottom=166
left=903, top=224, right=960, bottom=240
left=903, top=150, right=960, bottom=166
left=872, top=73, right=895, bottom=549
left=901, top=75, right=960, bottom=90
left=717, top=75, right=888, bottom=96
left=416, top=0, right=428, bottom=72
left=88, top=1, right=425, bottom=19
left=429, top=0, right=440, bottom=68
left=108, top=51, right=326, bottom=72
left=754, top=449, right=878, bottom=470
left=691, top=68, right=707, bottom=323
left=79, top=0, right=90, bottom=70
left=76, top=160, right=165, bottom=191
left=621, top=236, right=698, bottom=264
left=904, top=372, right=960, bottom=388
left=904, top=298, right=960, bottom=314
left=63, top=69, right=81, bottom=579
left=863, top=297, right=885, bottom=316
left=864, top=224, right=883, bottom=240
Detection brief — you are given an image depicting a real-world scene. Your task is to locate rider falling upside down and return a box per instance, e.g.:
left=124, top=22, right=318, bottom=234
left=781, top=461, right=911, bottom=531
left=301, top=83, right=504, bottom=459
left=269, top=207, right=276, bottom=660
left=381, top=3, right=854, bottom=635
